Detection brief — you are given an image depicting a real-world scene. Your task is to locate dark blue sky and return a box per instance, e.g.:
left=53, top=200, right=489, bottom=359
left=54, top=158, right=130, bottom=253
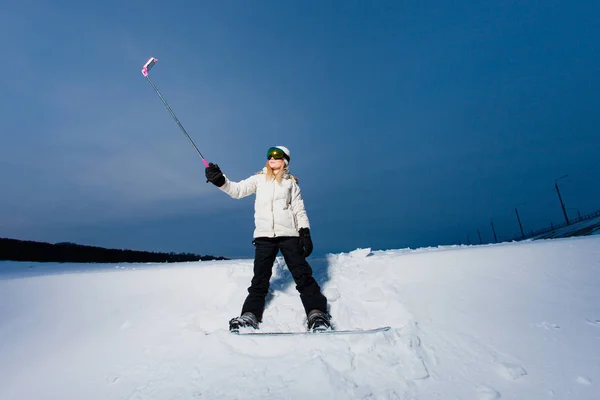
left=1, top=0, right=599, bottom=258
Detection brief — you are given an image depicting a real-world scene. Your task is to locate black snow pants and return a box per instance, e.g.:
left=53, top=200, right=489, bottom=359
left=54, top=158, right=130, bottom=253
left=241, top=236, right=328, bottom=322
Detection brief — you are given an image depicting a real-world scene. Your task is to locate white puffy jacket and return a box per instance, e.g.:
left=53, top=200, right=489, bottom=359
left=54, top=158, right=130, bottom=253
left=218, top=168, right=310, bottom=238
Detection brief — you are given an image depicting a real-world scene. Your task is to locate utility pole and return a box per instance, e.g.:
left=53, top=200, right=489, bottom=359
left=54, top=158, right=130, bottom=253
left=515, top=207, right=525, bottom=239
left=555, top=175, right=570, bottom=225
left=570, top=208, right=582, bottom=221
left=491, top=221, right=498, bottom=243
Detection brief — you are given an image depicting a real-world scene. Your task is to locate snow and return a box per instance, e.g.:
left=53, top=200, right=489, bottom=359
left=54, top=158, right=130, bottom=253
left=1, top=236, right=600, bottom=399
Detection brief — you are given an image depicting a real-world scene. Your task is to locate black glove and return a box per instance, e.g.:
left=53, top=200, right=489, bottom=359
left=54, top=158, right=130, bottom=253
left=205, top=162, right=226, bottom=187
left=298, top=227, right=313, bottom=257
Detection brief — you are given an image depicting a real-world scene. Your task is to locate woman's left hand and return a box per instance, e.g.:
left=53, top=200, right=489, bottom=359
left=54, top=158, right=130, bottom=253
left=299, top=228, right=313, bottom=257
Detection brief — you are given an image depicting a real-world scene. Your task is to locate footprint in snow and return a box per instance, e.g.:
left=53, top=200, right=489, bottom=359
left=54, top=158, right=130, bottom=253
left=475, top=384, right=501, bottom=400
left=577, top=376, right=592, bottom=385
left=496, top=362, right=527, bottom=380
left=585, top=319, right=600, bottom=327
left=396, top=329, right=430, bottom=381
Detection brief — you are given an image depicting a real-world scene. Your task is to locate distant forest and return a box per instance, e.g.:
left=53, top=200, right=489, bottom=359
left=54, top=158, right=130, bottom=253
left=0, top=238, right=228, bottom=263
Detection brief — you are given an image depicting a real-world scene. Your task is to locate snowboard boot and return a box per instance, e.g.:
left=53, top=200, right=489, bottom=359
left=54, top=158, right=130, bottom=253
left=307, top=309, right=332, bottom=332
left=229, top=312, right=259, bottom=333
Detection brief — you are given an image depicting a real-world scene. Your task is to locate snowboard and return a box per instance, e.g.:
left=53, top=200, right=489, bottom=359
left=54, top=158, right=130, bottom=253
left=233, top=326, right=391, bottom=336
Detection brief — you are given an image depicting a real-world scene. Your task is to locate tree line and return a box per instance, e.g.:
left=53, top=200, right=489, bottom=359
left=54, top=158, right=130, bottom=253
left=0, top=238, right=228, bottom=263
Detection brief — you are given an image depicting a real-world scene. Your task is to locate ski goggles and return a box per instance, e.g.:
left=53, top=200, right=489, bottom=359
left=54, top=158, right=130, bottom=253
left=266, top=147, right=288, bottom=161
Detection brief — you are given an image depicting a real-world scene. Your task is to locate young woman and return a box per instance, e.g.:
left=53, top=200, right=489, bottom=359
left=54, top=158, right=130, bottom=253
left=205, top=146, right=331, bottom=332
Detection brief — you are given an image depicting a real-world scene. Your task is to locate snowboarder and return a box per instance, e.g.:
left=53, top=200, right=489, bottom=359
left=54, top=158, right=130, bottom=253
left=205, top=146, right=331, bottom=333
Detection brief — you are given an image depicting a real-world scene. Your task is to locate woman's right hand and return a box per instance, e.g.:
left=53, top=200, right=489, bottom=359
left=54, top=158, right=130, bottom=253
left=205, top=163, right=226, bottom=187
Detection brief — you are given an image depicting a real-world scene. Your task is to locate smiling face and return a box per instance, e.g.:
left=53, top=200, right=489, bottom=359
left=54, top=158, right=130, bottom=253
left=268, top=157, right=285, bottom=171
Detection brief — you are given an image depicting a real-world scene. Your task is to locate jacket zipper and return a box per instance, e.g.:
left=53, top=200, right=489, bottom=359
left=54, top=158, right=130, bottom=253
left=271, top=179, right=276, bottom=236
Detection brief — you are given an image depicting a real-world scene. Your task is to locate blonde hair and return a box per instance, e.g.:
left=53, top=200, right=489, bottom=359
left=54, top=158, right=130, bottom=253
left=265, top=160, right=288, bottom=183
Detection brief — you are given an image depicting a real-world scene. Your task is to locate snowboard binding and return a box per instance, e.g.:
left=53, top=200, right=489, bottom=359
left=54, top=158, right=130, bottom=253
left=229, top=312, right=259, bottom=333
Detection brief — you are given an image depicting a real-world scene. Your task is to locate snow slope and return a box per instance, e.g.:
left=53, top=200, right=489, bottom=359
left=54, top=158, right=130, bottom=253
left=1, top=236, right=599, bottom=399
